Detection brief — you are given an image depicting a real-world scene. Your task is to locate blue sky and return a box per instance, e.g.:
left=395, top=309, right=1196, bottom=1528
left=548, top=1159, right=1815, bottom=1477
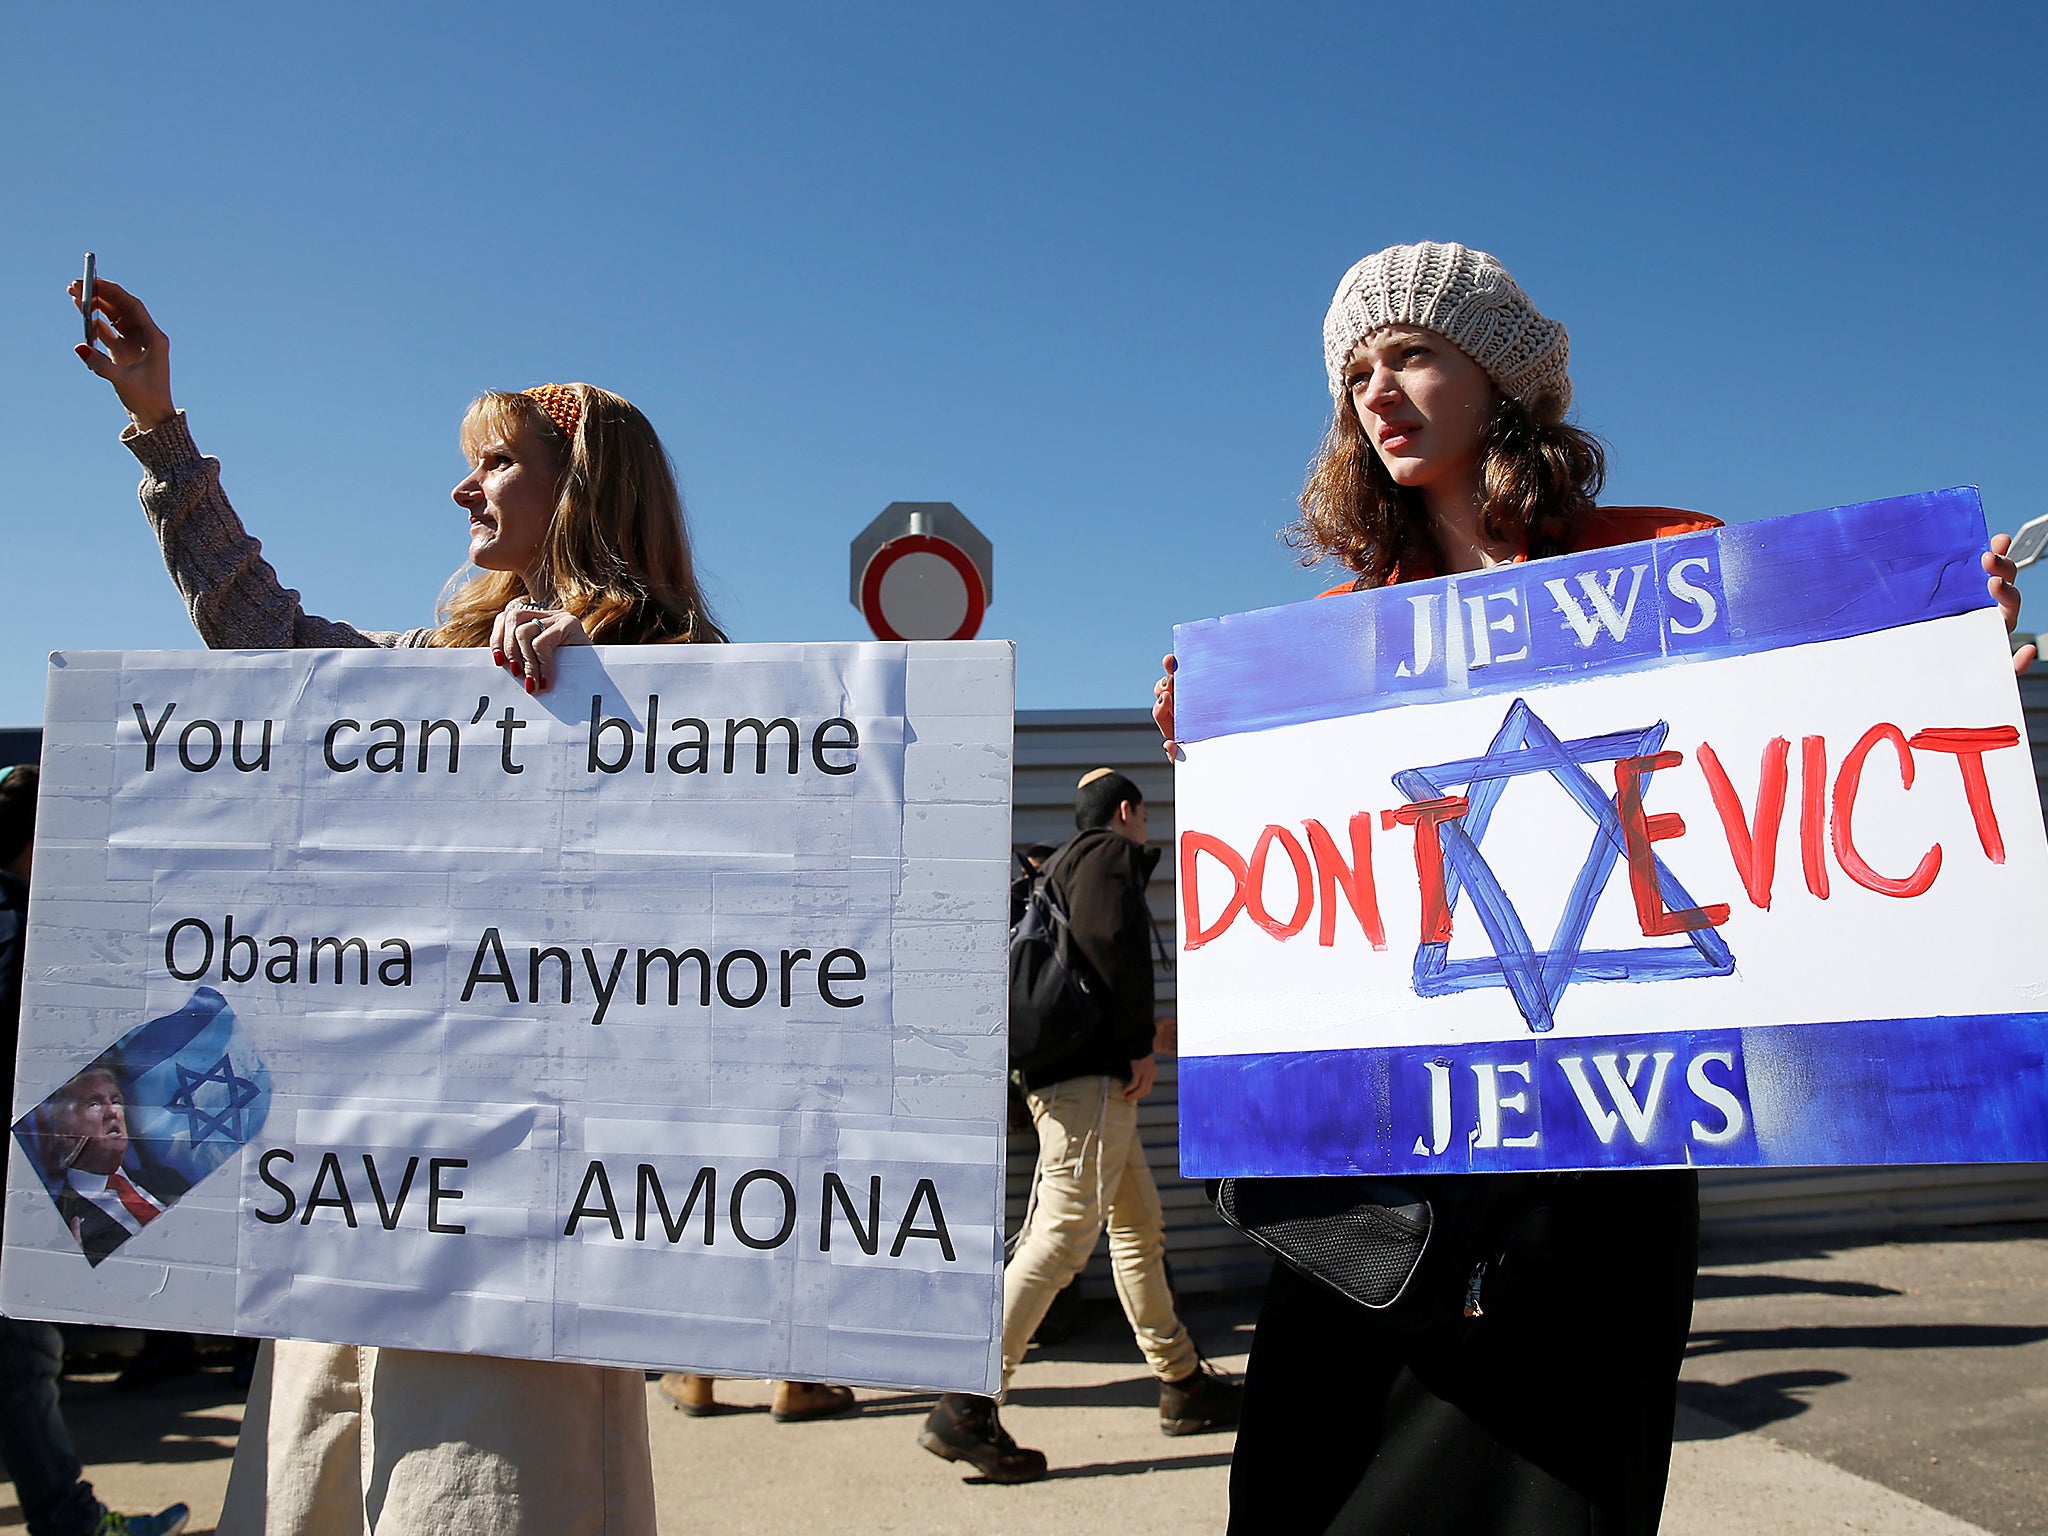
left=4, top=2, right=2044, bottom=726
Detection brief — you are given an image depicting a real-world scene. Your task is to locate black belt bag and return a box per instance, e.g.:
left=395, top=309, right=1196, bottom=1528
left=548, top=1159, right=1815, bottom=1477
left=1212, top=1173, right=1537, bottom=1330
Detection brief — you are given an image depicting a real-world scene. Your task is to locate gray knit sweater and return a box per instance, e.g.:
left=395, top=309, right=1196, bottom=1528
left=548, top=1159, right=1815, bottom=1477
left=123, top=412, right=433, bottom=650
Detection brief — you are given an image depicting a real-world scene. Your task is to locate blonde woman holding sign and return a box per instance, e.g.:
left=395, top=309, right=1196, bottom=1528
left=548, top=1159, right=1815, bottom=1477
left=1153, top=242, right=2030, bottom=1536
left=70, top=273, right=724, bottom=1535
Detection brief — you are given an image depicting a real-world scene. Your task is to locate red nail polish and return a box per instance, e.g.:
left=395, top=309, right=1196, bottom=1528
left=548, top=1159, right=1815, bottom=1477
left=492, top=649, right=505, bottom=666
left=524, top=677, right=536, bottom=694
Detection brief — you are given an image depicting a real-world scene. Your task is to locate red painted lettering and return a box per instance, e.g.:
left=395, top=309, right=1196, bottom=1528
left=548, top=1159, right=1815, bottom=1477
left=1612, top=752, right=1731, bottom=936
left=1245, top=826, right=1314, bottom=940
left=1832, top=723, right=1941, bottom=898
left=1381, top=797, right=1470, bottom=943
left=1800, top=735, right=1831, bottom=899
left=1179, top=832, right=1249, bottom=949
left=1304, top=814, right=1387, bottom=950
left=1907, top=726, right=2022, bottom=864
left=1697, top=737, right=1790, bottom=910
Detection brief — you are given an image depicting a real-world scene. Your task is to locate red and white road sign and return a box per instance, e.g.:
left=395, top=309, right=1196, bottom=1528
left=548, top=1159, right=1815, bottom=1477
left=859, top=534, right=987, bottom=641
left=850, top=503, right=994, bottom=641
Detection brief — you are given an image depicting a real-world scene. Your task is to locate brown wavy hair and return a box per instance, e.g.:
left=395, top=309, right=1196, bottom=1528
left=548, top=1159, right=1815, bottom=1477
left=433, top=385, right=726, bottom=648
left=1289, top=384, right=1607, bottom=588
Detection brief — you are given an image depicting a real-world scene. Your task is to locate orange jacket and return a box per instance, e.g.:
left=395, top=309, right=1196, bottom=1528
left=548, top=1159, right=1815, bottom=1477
left=1317, top=506, right=1723, bottom=597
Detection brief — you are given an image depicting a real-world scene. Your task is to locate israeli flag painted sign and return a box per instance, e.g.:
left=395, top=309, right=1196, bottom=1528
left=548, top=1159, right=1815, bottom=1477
left=1171, top=489, right=2048, bottom=1177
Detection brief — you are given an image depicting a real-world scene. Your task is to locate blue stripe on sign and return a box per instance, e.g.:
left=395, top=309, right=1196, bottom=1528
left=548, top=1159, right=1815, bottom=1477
left=1171, top=488, right=1993, bottom=744
left=1176, top=1011, right=2048, bottom=1176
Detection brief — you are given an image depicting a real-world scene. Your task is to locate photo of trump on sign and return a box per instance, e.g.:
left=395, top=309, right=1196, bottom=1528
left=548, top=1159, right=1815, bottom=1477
left=13, top=988, right=269, bottom=1266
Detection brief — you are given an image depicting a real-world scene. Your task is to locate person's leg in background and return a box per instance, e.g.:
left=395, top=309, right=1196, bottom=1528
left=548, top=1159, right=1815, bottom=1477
left=1097, top=1096, right=1240, bottom=1434
left=0, top=1317, right=190, bottom=1536
left=999, top=1076, right=1119, bottom=1374
left=0, top=1318, right=100, bottom=1536
left=919, top=1074, right=1121, bottom=1484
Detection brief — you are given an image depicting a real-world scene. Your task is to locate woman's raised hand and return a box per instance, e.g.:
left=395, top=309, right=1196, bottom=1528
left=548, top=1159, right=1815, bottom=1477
left=1152, top=653, right=1179, bottom=759
left=69, top=275, right=175, bottom=431
left=491, top=598, right=591, bottom=695
left=1985, top=534, right=2036, bottom=675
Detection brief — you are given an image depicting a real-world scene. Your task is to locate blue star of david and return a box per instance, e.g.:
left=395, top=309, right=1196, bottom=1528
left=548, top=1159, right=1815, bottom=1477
left=164, top=1053, right=262, bottom=1146
left=1394, top=697, right=1735, bottom=1034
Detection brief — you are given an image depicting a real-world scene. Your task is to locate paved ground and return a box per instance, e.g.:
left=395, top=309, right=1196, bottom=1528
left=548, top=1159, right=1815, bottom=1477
left=6, top=1225, right=2046, bottom=1533
left=1673, top=1224, right=2048, bottom=1535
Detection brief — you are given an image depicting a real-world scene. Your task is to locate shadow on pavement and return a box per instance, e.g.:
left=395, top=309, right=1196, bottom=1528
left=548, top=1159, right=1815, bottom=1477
left=841, top=1391, right=939, bottom=1421
left=855, top=1377, right=1184, bottom=1415
left=1675, top=1369, right=1849, bottom=1436
left=59, top=1372, right=244, bottom=1468
left=1031, top=1450, right=1233, bottom=1483
left=1692, top=1272, right=1901, bottom=1301
left=1021, top=1332, right=1161, bottom=1368
left=1697, top=1217, right=2048, bottom=1269
left=1008, top=1376, right=1162, bottom=1411
left=1686, top=1323, right=2048, bottom=1358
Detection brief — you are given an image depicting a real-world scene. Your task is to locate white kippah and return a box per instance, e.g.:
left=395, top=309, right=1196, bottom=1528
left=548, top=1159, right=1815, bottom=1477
left=1322, top=241, right=1571, bottom=414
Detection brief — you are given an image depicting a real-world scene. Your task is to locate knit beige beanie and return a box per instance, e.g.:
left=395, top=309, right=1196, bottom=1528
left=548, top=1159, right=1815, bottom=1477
left=1322, top=242, right=1571, bottom=414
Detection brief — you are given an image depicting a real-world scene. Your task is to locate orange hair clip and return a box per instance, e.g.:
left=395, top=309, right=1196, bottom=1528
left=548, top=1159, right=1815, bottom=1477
left=523, top=384, right=582, bottom=444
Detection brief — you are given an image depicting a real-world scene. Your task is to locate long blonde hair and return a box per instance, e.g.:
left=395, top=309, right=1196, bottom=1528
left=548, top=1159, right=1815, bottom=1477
left=434, top=385, right=726, bottom=647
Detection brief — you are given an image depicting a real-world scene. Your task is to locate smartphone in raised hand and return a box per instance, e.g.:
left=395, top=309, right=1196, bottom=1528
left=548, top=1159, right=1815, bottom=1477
left=2008, top=512, right=2048, bottom=573
left=80, top=253, right=96, bottom=348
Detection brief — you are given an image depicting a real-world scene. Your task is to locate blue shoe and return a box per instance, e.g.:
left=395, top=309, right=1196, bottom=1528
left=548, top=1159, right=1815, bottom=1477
left=94, top=1504, right=190, bottom=1536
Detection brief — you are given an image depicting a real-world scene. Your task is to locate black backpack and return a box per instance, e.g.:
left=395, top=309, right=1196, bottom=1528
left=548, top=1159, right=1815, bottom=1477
left=1007, top=843, right=1104, bottom=1073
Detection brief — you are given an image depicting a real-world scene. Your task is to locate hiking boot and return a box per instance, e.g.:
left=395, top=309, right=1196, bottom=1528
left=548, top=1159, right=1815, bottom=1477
left=94, top=1505, right=190, bottom=1536
left=917, top=1392, right=1048, bottom=1482
left=1158, top=1364, right=1242, bottom=1436
left=658, top=1373, right=725, bottom=1416
left=771, top=1380, right=858, bottom=1421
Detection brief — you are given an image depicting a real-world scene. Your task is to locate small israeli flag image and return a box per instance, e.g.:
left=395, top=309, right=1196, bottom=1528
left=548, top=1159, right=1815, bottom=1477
left=120, top=988, right=272, bottom=1185
left=13, top=988, right=271, bottom=1265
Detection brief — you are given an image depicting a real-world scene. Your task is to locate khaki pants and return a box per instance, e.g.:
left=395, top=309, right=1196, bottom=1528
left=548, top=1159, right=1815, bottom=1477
left=1000, top=1074, right=1197, bottom=1389
left=217, top=1340, right=655, bottom=1536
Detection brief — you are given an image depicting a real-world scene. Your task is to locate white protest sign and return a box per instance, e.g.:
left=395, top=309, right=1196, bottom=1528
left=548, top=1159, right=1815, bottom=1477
left=7, top=642, right=1013, bottom=1394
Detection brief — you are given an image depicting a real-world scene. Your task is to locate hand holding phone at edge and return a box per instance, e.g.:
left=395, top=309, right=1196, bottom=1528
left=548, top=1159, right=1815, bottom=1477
left=68, top=274, right=176, bottom=432
left=1984, top=533, right=2035, bottom=675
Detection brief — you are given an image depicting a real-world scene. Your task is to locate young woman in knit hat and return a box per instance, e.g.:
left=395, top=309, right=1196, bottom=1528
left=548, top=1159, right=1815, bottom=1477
left=1154, top=242, right=2031, bottom=1536
left=67, top=273, right=726, bottom=1536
